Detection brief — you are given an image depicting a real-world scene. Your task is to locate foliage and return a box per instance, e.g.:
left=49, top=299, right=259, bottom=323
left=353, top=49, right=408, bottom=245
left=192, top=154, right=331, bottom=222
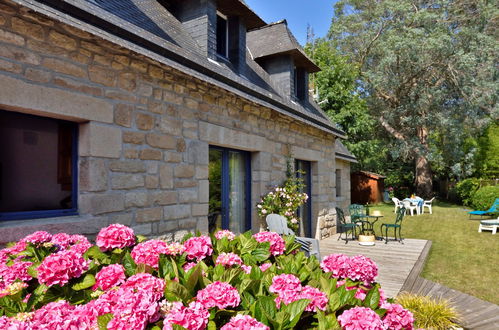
left=395, top=292, right=460, bottom=330
left=256, top=176, right=308, bottom=233
left=470, top=185, right=499, bottom=212
left=475, top=123, right=499, bottom=179
left=327, top=0, right=498, bottom=197
left=0, top=225, right=416, bottom=329
left=454, top=178, right=481, bottom=206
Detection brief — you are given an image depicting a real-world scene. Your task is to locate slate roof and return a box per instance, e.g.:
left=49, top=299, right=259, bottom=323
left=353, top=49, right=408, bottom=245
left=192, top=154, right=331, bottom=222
left=335, top=140, right=358, bottom=163
left=247, top=20, right=320, bottom=73
left=12, top=0, right=346, bottom=137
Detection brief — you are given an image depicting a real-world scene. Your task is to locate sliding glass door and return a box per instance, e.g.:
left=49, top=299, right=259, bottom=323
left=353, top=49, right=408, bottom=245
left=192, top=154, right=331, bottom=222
left=295, top=160, right=312, bottom=237
left=208, top=147, right=250, bottom=233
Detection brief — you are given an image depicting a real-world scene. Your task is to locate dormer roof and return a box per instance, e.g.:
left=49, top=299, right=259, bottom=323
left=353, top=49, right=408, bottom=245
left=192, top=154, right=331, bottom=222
left=247, top=20, right=320, bottom=73
left=216, top=0, right=266, bottom=29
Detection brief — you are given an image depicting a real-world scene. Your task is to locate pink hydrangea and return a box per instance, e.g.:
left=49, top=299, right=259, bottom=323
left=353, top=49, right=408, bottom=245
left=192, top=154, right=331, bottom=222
left=165, top=242, right=185, bottom=256
left=338, top=307, right=385, bottom=330
left=96, top=224, right=136, bottom=251
left=107, top=287, right=160, bottom=330
left=69, top=235, right=92, bottom=254
left=321, top=254, right=378, bottom=285
left=214, top=230, right=236, bottom=241
left=221, top=314, right=269, bottom=330
left=216, top=252, right=243, bottom=267
left=252, top=232, right=285, bottom=255
left=37, top=250, right=89, bottom=287
left=121, top=273, right=165, bottom=301
left=93, top=264, right=126, bottom=291
left=0, top=260, right=33, bottom=287
left=183, top=236, right=213, bottom=261
left=320, top=253, right=351, bottom=278
left=51, top=233, right=72, bottom=249
left=259, top=263, right=272, bottom=272
left=131, top=240, right=169, bottom=269
left=22, top=231, right=52, bottom=245
left=183, top=262, right=198, bottom=272
left=345, top=255, right=378, bottom=285
left=30, top=300, right=96, bottom=330
left=299, top=285, right=328, bottom=312
left=0, top=241, right=27, bottom=263
left=269, top=274, right=302, bottom=294
left=162, top=301, right=209, bottom=330
left=382, top=303, right=415, bottom=330
left=241, top=265, right=252, bottom=274
left=196, top=281, right=241, bottom=309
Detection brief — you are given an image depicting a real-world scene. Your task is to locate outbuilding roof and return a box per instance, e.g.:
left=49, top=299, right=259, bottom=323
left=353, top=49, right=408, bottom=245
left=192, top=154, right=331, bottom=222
left=12, top=0, right=345, bottom=137
left=335, top=140, right=358, bottom=163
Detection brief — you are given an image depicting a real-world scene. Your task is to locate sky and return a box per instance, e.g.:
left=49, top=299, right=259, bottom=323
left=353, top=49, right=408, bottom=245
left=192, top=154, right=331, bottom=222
left=244, top=0, right=338, bottom=45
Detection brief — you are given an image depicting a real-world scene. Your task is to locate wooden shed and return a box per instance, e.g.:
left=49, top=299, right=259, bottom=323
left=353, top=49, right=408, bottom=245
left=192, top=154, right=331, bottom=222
left=351, top=171, right=386, bottom=204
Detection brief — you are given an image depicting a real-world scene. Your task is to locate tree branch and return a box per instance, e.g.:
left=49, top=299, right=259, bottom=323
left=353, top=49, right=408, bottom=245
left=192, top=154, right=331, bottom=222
left=379, top=115, right=407, bottom=141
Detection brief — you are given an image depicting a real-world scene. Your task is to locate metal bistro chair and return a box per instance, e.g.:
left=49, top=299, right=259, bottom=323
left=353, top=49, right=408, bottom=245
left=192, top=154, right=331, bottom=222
left=380, top=207, right=406, bottom=244
left=336, top=207, right=357, bottom=244
left=348, top=204, right=369, bottom=231
left=265, top=214, right=321, bottom=259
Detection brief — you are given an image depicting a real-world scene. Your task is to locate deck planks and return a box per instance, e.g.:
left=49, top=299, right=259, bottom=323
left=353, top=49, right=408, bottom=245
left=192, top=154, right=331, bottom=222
left=319, top=235, right=428, bottom=298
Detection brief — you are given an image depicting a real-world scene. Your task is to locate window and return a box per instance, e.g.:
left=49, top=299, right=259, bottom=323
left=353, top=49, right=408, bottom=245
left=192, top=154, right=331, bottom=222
left=208, top=146, right=251, bottom=233
left=0, top=110, right=78, bottom=220
left=295, top=160, right=312, bottom=237
left=294, top=67, right=307, bottom=101
left=336, top=169, right=342, bottom=197
left=216, top=13, right=228, bottom=58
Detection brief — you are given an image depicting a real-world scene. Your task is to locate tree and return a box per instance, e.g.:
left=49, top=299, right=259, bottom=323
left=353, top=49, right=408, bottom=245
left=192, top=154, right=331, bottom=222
left=328, top=0, right=498, bottom=197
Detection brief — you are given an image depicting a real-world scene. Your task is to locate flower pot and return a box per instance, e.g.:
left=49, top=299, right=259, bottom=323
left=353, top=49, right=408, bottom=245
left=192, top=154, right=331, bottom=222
left=358, top=234, right=375, bottom=246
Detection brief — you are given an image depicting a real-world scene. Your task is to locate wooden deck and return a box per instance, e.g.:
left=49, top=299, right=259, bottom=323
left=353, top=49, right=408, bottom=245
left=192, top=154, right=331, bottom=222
left=406, top=278, right=499, bottom=330
left=319, top=235, right=430, bottom=298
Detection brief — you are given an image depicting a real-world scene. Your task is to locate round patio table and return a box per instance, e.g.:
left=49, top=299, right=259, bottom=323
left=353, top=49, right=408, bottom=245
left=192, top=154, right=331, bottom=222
left=360, top=215, right=383, bottom=237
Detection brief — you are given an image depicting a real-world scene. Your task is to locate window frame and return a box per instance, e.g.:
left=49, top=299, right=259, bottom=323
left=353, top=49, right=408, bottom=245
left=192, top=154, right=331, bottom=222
left=216, top=12, right=229, bottom=59
left=0, top=112, right=79, bottom=221
left=336, top=169, right=342, bottom=197
left=209, top=145, right=251, bottom=232
left=295, top=159, right=312, bottom=237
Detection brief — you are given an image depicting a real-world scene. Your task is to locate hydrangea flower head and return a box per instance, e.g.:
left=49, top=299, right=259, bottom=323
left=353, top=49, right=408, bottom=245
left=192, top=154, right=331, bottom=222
left=299, top=285, right=328, bottom=312
left=269, top=274, right=302, bottom=294
left=338, top=307, right=384, bottom=330
left=37, top=250, right=89, bottom=287
left=162, top=301, right=209, bottom=330
left=196, top=281, right=241, bottom=309
left=382, top=303, right=414, bottom=330
left=22, top=231, right=52, bottom=245
left=131, top=240, right=169, bottom=269
left=252, top=232, right=285, bottom=255
left=93, top=264, right=126, bottom=291
left=216, top=252, right=243, bottom=267
left=96, top=224, right=135, bottom=251
left=214, top=230, right=236, bottom=241
left=183, top=236, right=213, bottom=261
left=221, top=314, right=269, bottom=330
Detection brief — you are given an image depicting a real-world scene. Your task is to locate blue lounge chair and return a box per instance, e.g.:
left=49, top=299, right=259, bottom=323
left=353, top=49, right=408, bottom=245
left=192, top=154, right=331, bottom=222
left=469, top=198, right=499, bottom=218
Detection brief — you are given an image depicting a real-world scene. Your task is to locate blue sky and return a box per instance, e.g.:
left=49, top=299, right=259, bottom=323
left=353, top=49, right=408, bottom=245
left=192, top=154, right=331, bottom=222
left=245, top=0, right=338, bottom=45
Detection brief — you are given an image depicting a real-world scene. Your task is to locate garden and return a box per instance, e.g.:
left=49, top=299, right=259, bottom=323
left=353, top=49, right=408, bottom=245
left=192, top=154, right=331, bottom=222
left=0, top=224, right=417, bottom=329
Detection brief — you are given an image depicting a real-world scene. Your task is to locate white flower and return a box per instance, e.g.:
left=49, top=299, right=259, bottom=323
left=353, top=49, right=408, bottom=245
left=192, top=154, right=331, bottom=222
left=257, top=204, right=262, bottom=209
left=261, top=209, right=268, bottom=214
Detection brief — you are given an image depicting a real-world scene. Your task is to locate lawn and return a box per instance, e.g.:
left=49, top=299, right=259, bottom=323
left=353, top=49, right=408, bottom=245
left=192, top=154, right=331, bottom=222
left=368, top=202, right=499, bottom=305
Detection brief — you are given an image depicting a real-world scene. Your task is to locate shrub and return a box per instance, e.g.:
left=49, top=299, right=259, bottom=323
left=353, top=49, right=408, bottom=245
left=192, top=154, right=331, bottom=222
left=256, top=177, right=308, bottom=233
left=0, top=225, right=415, bottom=329
left=455, top=178, right=481, bottom=206
left=395, top=292, right=460, bottom=329
left=470, top=185, right=499, bottom=212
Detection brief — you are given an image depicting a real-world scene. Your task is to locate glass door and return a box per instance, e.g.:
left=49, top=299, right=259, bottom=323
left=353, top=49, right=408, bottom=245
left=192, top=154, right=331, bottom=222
left=295, top=160, right=312, bottom=237
left=208, top=147, right=250, bottom=233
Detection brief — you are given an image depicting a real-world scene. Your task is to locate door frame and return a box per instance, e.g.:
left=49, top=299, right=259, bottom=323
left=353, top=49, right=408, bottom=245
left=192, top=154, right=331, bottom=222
left=295, top=159, right=312, bottom=237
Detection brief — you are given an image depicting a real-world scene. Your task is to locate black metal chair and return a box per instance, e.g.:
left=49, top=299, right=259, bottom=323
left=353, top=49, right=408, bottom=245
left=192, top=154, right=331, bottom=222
left=380, top=207, right=406, bottom=244
left=336, top=207, right=357, bottom=244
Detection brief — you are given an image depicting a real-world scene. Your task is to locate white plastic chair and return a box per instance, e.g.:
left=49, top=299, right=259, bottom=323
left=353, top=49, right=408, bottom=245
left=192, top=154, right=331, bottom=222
left=478, top=218, right=499, bottom=235
left=422, top=197, right=435, bottom=214
left=392, top=197, right=404, bottom=213
left=403, top=200, right=418, bottom=216
left=266, top=214, right=321, bottom=259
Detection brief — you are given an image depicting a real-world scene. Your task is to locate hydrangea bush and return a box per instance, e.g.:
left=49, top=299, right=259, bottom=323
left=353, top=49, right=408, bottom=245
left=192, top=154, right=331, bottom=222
left=256, top=177, right=308, bottom=233
left=0, top=225, right=414, bottom=329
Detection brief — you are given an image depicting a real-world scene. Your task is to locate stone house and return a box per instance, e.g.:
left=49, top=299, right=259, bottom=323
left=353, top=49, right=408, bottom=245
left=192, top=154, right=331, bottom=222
left=0, top=0, right=356, bottom=244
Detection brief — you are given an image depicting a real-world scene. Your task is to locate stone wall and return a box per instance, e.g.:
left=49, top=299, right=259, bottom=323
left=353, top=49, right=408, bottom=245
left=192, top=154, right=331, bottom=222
left=0, top=0, right=341, bottom=244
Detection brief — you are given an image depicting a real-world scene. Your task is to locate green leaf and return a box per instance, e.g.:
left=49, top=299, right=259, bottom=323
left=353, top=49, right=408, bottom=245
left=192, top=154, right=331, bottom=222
left=207, top=321, right=217, bottom=330
left=72, top=273, right=96, bottom=291
left=159, top=254, right=174, bottom=279
left=97, top=313, right=113, bottom=330
left=166, top=281, right=191, bottom=302
left=251, top=247, right=271, bottom=262
left=257, top=296, right=277, bottom=320
left=26, top=284, right=48, bottom=311
left=123, top=251, right=137, bottom=276
left=27, top=264, right=39, bottom=278
left=283, top=298, right=309, bottom=328
left=136, top=235, right=148, bottom=243
left=185, top=265, right=202, bottom=293
left=84, top=245, right=111, bottom=264
left=363, top=284, right=381, bottom=309
left=239, top=235, right=258, bottom=255
left=172, top=324, right=188, bottom=330
left=328, top=291, right=341, bottom=312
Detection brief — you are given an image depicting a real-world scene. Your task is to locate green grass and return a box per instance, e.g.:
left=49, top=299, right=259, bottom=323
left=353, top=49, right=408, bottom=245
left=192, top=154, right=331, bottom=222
left=368, top=202, right=499, bottom=305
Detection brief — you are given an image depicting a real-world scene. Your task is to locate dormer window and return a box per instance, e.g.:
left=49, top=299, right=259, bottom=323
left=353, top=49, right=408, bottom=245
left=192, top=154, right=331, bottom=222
left=294, top=67, right=307, bottom=101
left=216, top=13, right=229, bottom=58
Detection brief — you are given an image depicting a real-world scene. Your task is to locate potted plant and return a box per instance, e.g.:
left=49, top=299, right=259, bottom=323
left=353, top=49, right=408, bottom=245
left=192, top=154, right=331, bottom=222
left=358, top=228, right=376, bottom=246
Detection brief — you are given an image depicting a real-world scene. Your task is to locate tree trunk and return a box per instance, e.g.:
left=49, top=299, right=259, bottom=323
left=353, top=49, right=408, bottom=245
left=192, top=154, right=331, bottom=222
left=415, top=127, right=433, bottom=198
